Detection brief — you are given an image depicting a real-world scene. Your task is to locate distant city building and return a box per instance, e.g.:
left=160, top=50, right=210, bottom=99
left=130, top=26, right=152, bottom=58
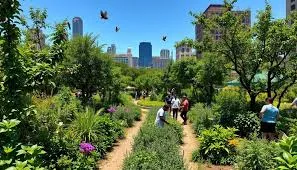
left=152, top=56, right=170, bottom=69
left=72, top=17, right=83, bottom=38
left=29, top=28, right=46, bottom=50
left=113, top=48, right=132, bottom=67
left=139, top=42, right=152, bottom=67
left=176, top=46, right=193, bottom=60
left=287, top=0, right=297, bottom=17
left=111, top=44, right=116, bottom=55
left=107, top=47, right=112, bottom=53
left=195, top=4, right=251, bottom=57
left=160, top=49, right=170, bottom=59
left=132, top=57, right=139, bottom=68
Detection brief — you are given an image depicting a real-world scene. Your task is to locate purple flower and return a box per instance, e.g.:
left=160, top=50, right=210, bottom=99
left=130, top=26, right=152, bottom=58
left=107, top=106, right=116, bottom=113
left=79, top=142, right=96, bottom=154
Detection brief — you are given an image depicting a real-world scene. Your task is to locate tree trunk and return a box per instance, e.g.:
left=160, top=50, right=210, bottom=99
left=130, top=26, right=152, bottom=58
left=267, top=71, right=272, bottom=98
left=249, top=93, right=257, bottom=112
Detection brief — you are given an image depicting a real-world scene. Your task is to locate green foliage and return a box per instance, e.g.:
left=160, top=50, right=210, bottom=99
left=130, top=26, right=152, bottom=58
left=234, top=112, right=260, bottom=138
left=123, top=108, right=185, bottom=170
left=236, top=139, right=281, bottom=170
left=112, top=105, right=141, bottom=127
left=63, top=35, right=114, bottom=104
left=149, top=91, right=158, bottom=101
left=277, top=108, right=297, bottom=136
left=134, top=70, right=163, bottom=93
left=0, top=119, right=46, bottom=169
left=188, top=103, right=219, bottom=135
left=138, top=99, right=164, bottom=107
left=196, top=125, right=237, bottom=165
left=214, top=89, right=247, bottom=128
left=275, top=136, right=297, bottom=170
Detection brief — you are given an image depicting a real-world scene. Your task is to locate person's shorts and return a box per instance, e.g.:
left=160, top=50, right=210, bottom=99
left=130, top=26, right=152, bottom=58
left=260, top=122, right=276, bottom=133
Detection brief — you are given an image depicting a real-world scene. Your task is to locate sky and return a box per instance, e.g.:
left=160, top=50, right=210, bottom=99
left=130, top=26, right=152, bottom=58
left=21, top=0, right=286, bottom=58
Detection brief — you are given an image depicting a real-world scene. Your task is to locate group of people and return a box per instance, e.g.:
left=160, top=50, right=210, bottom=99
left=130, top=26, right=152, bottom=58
left=155, top=93, right=189, bottom=128
left=154, top=94, right=295, bottom=141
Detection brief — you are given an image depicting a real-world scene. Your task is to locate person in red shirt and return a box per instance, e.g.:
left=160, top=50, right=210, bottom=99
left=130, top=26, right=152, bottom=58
left=180, top=95, right=189, bottom=125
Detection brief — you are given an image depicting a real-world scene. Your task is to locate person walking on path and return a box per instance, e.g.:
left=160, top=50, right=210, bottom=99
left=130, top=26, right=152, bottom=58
left=155, top=105, right=170, bottom=128
left=180, top=95, right=189, bottom=125
left=259, top=97, right=279, bottom=141
left=171, top=96, right=180, bottom=120
left=165, top=93, right=173, bottom=115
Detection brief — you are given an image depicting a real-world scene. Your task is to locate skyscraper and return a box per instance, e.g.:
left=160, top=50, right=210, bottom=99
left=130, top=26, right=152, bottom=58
left=111, top=44, right=116, bottom=55
left=160, top=49, right=170, bottom=59
left=139, top=42, right=152, bottom=67
left=287, top=0, right=297, bottom=17
left=72, top=17, right=83, bottom=38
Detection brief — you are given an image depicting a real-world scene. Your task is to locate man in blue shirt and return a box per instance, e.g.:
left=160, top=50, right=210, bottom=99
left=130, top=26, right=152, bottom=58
left=259, top=97, right=279, bottom=141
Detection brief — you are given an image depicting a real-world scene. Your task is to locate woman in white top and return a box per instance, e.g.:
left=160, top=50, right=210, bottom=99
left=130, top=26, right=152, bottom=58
left=171, top=96, right=180, bottom=120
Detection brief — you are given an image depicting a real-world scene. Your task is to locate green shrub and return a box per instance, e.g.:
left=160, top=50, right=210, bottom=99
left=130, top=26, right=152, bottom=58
left=112, top=106, right=136, bottom=127
left=188, top=103, right=219, bottom=135
left=214, top=89, right=247, bottom=128
left=197, top=125, right=237, bottom=165
left=275, top=136, right=297, bottom=170
left=67, top=108, right=124, bottom=158
left=235, top=139, right=281, bottom=170
left=123, top=151, right=160, bottom=170
left=234, top=112, right=260, bottom=137
left=0, top=119, right=46, bottom=169
left=138, top=99, right=164, bottom=107
left=123, top=108, right=185, bottom=170
left=149, top=91, right=158, bottom=101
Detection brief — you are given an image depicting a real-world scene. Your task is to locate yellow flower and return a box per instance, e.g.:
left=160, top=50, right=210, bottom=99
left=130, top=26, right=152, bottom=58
left=228, top=139, right=239, bottom=147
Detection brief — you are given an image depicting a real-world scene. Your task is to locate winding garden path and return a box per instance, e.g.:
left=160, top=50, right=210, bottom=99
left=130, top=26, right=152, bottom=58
left=177, top=116, right=232, bottom=170
left=98, top=105, right=148, bottom=170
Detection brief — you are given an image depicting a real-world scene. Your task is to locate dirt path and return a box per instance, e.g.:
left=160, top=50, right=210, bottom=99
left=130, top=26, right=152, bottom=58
left=177, top=116, right=232, bottom=170
left=98, top=107, right=148, bottom=170
left=178, top=116, right=199, bottom=170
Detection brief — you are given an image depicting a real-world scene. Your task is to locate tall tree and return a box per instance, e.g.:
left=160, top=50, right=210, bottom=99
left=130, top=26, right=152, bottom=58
left=178, top=0, right=297, bottom=110
left=0, top=0, right=28, bottom=119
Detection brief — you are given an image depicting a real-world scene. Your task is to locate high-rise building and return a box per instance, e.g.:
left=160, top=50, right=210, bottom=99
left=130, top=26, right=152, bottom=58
left=160, top=49, right=170, bottom=59
left=72, top=17, right=83, bottom=38
left=107, top=47, right=112, bottom=54
left=112, top=48, right=133, bottom=67
left=132, top=57, right=139, bottom=68
left=176, top=46, right=193, bottom=60
left=287, top=0, right=297, bottom=17
left=139, top=42, right=152, bottom=67
left=152, top=56, right=170, bottom=69
left=111, top=44, right=116, bottom=55
left=195, top=4, right=251, bottom=57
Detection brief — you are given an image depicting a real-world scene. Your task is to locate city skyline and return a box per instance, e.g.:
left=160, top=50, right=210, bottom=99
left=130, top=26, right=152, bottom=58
left=21, top=0, right=286, bottom=57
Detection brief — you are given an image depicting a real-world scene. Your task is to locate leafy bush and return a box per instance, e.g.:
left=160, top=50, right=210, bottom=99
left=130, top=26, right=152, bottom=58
left=0, top=119, right=46, bottom=169
left=235, top=139, right=281, bottom=170
left=188, top=103, right=219, bottom=135
left=196, top=125, right=237, bottom=165
left=277, top=108, right=297, bottom=136
left=149, top=91, right=158, bottom=101
left=275, top=136, right=297, bottom=170
left=112, top=106, right=136, bottom=127
left=138, top=99, right=164, bottom=107
left=67, top=108, right=124, bottom=158
left=123, top=108, right=185, bottom=170
left=214, top=89, right=247, bottom=128
left=234, top=112, right=260, bottom=137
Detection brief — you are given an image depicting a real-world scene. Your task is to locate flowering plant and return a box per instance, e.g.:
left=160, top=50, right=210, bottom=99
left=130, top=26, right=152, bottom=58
left=79, top=142, right=96, bottom=154
left=107, top=106, right=116, bottom=113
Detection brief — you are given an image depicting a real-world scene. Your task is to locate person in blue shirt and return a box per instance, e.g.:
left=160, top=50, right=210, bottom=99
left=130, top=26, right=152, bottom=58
left=259, top=97, right=279, bottom=141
